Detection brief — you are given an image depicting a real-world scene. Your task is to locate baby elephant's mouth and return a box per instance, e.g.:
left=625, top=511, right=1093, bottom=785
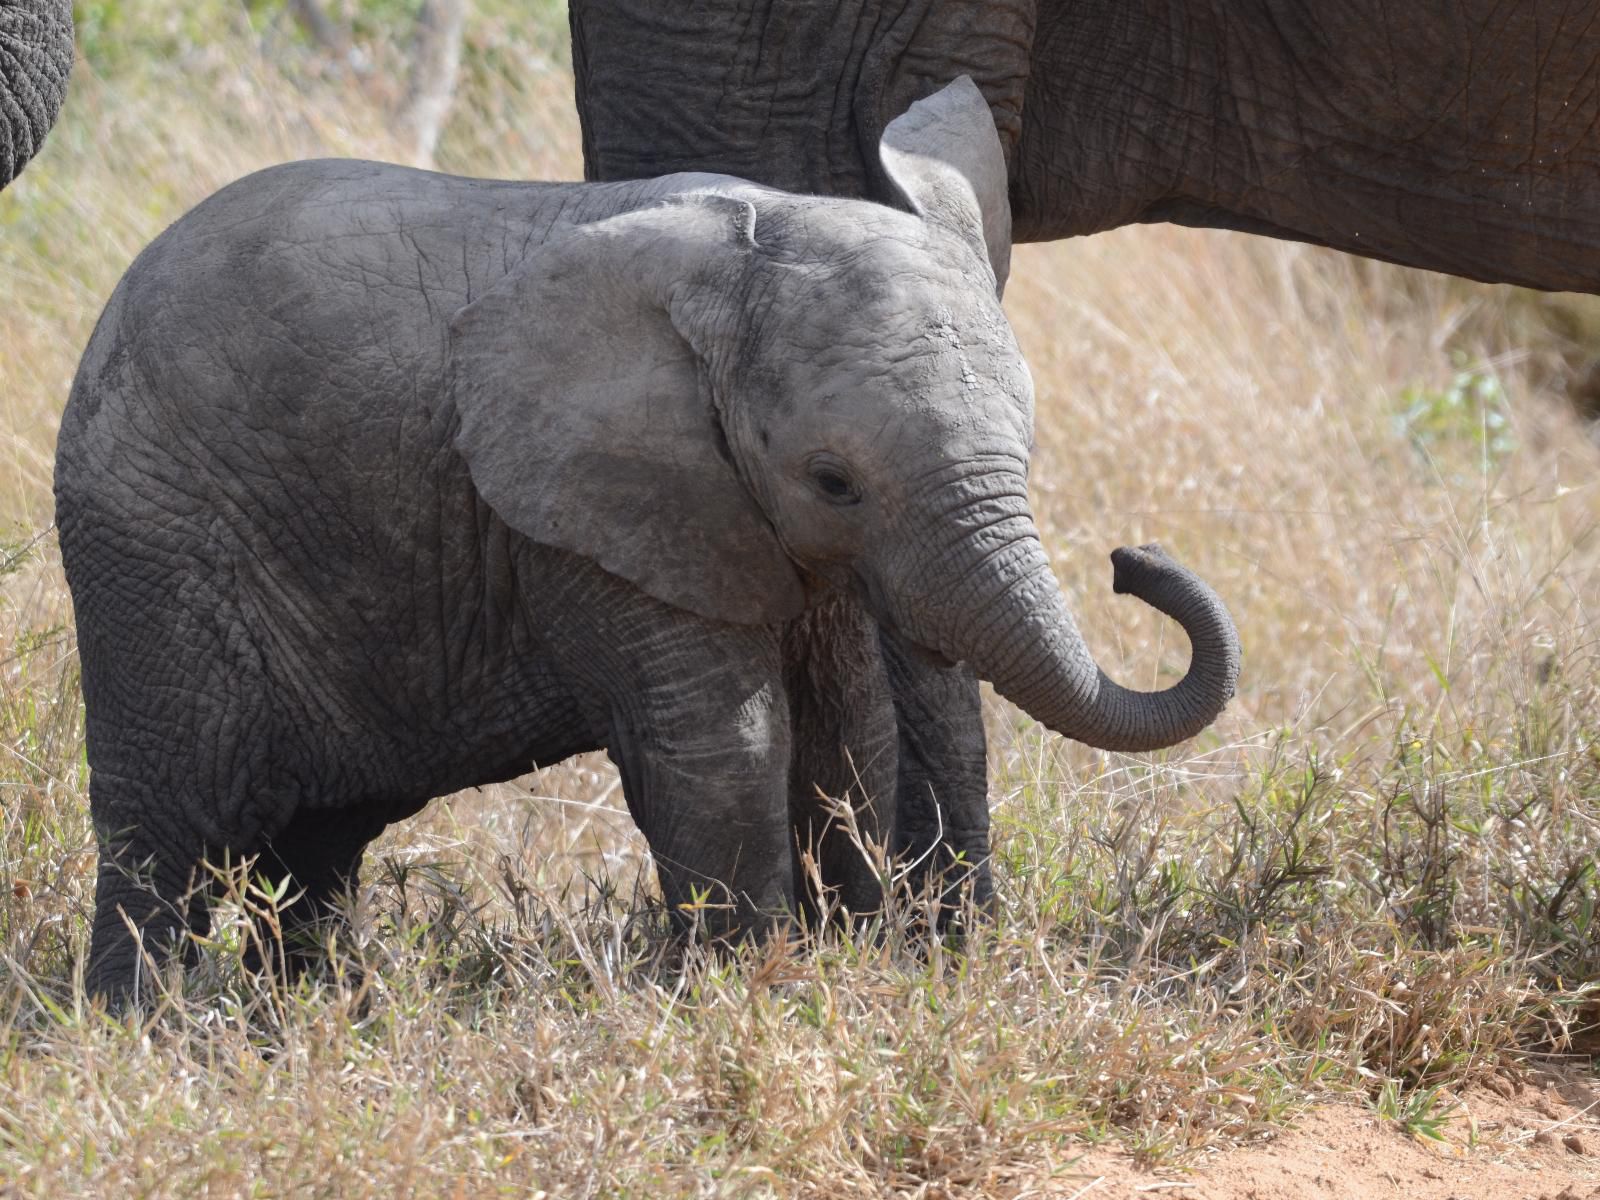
left=848, top=565, right=892, bottom=628
left=904, top=638, right=956, bottom=670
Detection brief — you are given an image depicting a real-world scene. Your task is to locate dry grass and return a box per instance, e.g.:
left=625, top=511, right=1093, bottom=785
left=0, top=15, right=1596, bottom=1197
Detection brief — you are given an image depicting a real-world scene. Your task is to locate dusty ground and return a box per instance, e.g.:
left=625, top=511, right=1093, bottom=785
left=1016, top=1065, right=1600, bottom=1200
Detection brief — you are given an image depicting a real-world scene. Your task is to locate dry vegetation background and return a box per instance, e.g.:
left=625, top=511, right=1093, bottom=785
left=0, top=4, right=1597, bottom=1196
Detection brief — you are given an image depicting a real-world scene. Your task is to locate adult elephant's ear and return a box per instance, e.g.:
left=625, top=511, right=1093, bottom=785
left=879, top=75, right=1012, bottom=294
left=447, top=194, right=807, bottom=627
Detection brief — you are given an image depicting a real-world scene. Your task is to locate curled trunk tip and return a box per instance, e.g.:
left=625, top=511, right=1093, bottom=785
left=929, top=529, right=1241, bottom=754
left=1110, top=540, right=1240, bottom=710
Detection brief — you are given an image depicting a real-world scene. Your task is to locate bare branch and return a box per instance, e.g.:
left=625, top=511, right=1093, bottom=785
left=284, top=0, right=350, bottom=57
left=397, top=0, right=468, bottom=169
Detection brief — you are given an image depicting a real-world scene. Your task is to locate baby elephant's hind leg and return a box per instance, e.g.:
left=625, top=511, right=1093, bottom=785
left=86, top=817, right=209, bottom=1010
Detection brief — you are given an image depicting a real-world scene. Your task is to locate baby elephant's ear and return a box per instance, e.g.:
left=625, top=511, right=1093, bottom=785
left=880, top=75, right=1012, bottom=293
left=447, top=195, right=807, bottom=627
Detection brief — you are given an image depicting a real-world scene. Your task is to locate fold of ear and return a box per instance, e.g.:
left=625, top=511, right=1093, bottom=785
left=879, top=75, right=1013, bottom=294
left=447, top=195, right=807, bottom=627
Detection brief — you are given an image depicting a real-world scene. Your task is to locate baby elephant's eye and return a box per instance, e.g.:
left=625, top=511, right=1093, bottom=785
left=807, top=456, right=862, bottom=506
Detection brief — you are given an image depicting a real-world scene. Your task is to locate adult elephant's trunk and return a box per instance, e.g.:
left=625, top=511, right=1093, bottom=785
left=1, top=0, right=73, bottom=191
left=885, top=490, right=1239, bottom=753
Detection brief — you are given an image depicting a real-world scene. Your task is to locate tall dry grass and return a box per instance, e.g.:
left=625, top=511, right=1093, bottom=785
left=0, top=17, right=1595, bottom=1197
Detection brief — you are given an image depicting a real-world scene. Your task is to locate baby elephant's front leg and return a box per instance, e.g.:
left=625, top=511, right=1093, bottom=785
left=554, top=588, right=795, bottom=940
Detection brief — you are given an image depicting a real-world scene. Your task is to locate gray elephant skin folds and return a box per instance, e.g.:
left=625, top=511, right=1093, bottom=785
left=0, top=0, right=73, bottom=190
left=55, top=79, right=1239, bottom=1006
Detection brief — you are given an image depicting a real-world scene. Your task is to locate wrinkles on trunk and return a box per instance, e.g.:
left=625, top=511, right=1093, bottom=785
left=887, top=490, right=1238, bottom=754
left=0, top=0, right=73, bottom=189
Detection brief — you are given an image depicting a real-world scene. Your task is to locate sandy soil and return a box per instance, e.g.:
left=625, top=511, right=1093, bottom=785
left=1008, top=1063, right=1599, bottom=1200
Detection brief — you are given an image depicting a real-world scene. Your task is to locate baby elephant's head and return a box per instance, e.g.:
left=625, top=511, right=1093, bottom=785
left=450, top=77, right=1237, bottom=753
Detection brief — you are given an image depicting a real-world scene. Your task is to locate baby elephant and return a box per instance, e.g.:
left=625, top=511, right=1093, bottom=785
left=57, top=78, right=1239, bottom=1005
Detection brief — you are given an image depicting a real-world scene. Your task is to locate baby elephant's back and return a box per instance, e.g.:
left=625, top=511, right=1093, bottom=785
left=56, top=160, right=562, bottom=524
left=53, top=161, right=576, bottom=745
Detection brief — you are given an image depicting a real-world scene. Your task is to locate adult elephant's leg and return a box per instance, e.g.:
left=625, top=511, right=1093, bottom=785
left=877, top=631, right=994, bottom=924
left=782, top=596, right=899, bottom=923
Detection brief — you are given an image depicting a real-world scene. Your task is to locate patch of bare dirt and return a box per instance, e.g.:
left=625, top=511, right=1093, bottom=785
left=1006, top=1064, right=1599, bottom=1200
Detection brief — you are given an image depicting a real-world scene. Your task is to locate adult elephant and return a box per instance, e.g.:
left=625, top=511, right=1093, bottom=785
left=567, top=0, right=1600, bottom=905
left=570, top=1, right=1599, bottom=292
left=0, top=0, right=71, bottom=192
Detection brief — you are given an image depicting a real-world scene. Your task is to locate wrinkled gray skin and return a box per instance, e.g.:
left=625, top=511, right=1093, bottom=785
left=58, top=81, right=1238, bottom=1005
left=571, top=0, right=1600, bottom=292
left=0, top=0, right=71, bottom=191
